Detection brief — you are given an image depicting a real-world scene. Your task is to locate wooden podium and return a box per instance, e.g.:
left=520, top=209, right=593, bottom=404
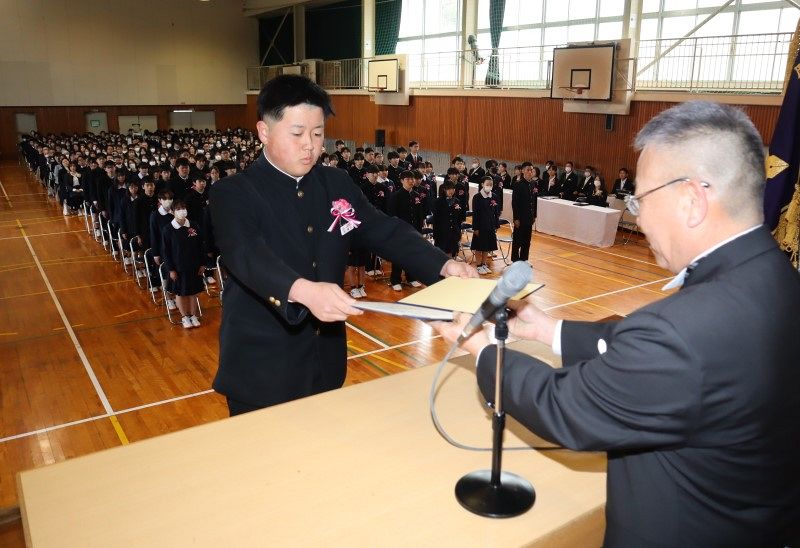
left=17, top=341, right=607, bottom=547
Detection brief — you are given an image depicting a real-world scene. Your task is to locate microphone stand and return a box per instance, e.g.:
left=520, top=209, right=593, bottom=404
left=455, top=307, right=536, bottom=518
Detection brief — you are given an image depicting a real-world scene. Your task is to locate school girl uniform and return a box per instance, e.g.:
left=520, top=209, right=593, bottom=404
left=149, top=206, right=174, bottom=287
left=161, top=219, right=204, bottom=297
left=470, top=191, right=500, bottom=252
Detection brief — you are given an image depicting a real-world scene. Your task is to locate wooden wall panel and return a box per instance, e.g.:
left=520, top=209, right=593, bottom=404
left=326, top=95, right=781, bottom=183
left=0, top=104, right=249, bottom=159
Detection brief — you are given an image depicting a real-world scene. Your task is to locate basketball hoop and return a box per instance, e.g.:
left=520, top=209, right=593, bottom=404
left=560, top=86, right=588, bottom=97
left=368, top=86, right=387, bottom=93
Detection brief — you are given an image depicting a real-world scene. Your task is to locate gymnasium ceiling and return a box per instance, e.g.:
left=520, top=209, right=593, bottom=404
left=243, top=0, right=345, bottom=17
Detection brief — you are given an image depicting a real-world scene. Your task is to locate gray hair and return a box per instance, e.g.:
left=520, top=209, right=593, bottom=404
left=634, top=101, right=765, bottom=221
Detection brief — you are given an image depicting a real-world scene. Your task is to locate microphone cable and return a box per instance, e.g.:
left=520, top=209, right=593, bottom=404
left=428, top=336, right=564, bottom=452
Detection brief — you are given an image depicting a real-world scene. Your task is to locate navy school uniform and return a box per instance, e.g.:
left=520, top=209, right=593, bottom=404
left=120, top=196, right=139, bottom=241
left=161, top=219, right=204, bottom=296
left=432, top=195, right=464, bottom=257
left=470, top=192, right=500, bottom=252
left=454, top=181, right=469, bottom=211
left=134, top=194, right=158, bottom=249
left=149, top=207, right=174, bottom=259
left=185, top=189, right=208, bottom=228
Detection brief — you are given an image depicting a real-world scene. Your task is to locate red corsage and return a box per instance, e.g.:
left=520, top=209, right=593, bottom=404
left=187, top=228, right=198, bottom=237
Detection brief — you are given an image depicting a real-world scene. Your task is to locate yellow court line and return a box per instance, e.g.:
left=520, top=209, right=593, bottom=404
left=109, top=416, right=130, bottom=445
left=113, top=310, right=140, bottom=318
left=347, top=342, right=410, bottom=370
left=0, top=332, right=19, bottom=336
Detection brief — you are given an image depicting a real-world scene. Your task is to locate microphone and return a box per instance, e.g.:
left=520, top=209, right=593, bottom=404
left=467, top=34, right=478, bottom=52
left=458, top=261, right=532, bottom=343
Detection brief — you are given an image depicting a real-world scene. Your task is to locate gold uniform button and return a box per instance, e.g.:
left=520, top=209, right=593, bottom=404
left=315, top=328, right=321, bottom=336
left=268, top=296, right=275, bottom=303
left=274, top=299, right=281, bottom=307
left=297, top=190, right=304, bottom=198
left=312, top=261, right=317, bottom=268
left=307, top=225, right=314, bottom=234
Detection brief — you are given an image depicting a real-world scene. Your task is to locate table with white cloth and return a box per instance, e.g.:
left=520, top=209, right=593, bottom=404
left=535, top=198, right=623, bottom=248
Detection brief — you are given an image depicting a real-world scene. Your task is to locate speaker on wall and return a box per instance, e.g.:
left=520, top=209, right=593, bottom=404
left=375, top=129, right=386, bottom=147
left=605, top=114, right=614, bottom=132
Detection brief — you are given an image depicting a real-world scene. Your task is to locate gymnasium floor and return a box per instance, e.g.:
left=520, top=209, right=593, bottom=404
left=0, top=159, right=672, bottom=544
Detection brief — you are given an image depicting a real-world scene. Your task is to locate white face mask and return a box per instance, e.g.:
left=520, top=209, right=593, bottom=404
left=150, top=148, right=155, bottom=152
left=215, top=155, right=222, bottom=161
left=161, top=199, right=173, bottom=209
left=482, top=186, right=493, bottom=195
left=173, top=209, right=188, bottom=221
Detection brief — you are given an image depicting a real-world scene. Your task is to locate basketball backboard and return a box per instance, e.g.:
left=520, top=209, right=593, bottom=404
left=550, top=44, right=616, bottom=101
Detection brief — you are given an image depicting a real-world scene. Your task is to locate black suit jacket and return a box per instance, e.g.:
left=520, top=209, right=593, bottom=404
left=511, top=177, right=538, bottom=224
left=210, top=155, right=448, bottom=408
left=612, top=178, right=635, bottom=194
left=560, top=171, right=578, bottom=199
left=477, top=226, right=800, bottom=547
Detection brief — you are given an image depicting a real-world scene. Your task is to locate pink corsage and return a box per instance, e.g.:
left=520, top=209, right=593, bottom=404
left=328, top=198, right=361, bottom=235
left=187, top=228, right=198, bottom=237
left=490, top=200, right=498, bottom=207
left=378, top=191, right=385, bottom=197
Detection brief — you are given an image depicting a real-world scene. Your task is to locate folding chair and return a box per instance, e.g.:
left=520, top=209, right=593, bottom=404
left=496, top=218, right=513, bottom=265
left=82, top=202, right=93, bottom=235
left=116, top=229, right=131, bottom=274
left=216, top=255, right=226, bottom=303
left=458, top=221, right=473, bottom=262
left=130, top=239, right=147, bottom=289
left=143, top=248, right=162, bottom=304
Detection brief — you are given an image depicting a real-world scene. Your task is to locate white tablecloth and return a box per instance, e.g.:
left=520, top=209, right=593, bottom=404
left=536, top=198, right=623, bottom=248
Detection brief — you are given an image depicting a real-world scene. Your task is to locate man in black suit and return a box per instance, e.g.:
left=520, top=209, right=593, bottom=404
left=559, top=161, right=578, bottom=200
left=407, top=140, right=423, bottom=169
left=211, top=75, right=477, bottom=416
left=611, top=167, right=635, bottom=195
left=434, top=102, right=800, bottom=547
left=510, top=161, right=538, bottom=262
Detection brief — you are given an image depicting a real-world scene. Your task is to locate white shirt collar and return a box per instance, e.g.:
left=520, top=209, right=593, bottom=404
left=263, top=151, right=303, bottom=183
left=171, top=218, right=190, bottom=230
left=662, top=224, right=762, bottom=290
left=158, top=205, right=170, bottom=215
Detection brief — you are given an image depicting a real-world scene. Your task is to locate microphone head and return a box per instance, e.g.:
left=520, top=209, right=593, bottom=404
left=467, top=34, right=476, bottom=45
left=492, top=262, right=532, bottom=305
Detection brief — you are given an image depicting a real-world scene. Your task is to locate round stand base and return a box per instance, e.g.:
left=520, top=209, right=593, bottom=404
left=455, top=470, right=535, bottom=518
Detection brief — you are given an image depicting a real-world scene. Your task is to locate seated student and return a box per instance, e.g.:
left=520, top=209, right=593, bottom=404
left=387, top=170, right=423, bottom=291
left=348, top=152, right=366, bottom=185
left=338, top=146, right=352, bottom=170
left=587, top=173, right=608, bottom=207
left=373, top=151, right=384, bottom=166
left=387, top=151, right=403, bottom=184
left=542, top=165, right=561, bottom=196
left=611, top=167, right=635, bottom=195
left=134, top=178, right=158, bottom=250
left=161, top=200, right=204, bottom=329
left=363, top=147, right=376, bottom=166
left=575, top=166, right=596, bottom=201
left=120, top=180, right=140, bottom=252
left=360, top=164, right=388, bottom=276
left=327, top=154, right=339, bottom=170
left=471, top=176, right=501, bottom=275
left=432, top=181, right=464, bottom=259
left=184, top=175, right=208, bottom=227
left=63, top=162, right=86, bottom=215
left=377, top=163, right=395, bottom=193
left=333, top=139, right=346, bottom=163
left=318, top=152, right=330, bottom=167
left=150, top=190, right=177, bottom=308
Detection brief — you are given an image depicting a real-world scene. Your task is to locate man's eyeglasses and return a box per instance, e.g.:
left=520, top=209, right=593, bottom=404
left=624, top=177, right=710, bottom=216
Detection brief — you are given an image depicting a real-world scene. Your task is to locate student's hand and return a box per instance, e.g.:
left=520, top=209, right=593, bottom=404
left=506, top=299, right=559, bottom=345
left=440, top=259, right=479, bottom=279
left=169, top=270, right=177, bottom=281
left=154, top=256, right=161, bottom=265
left=288, top=278, right=362, bottom=322
left=513, top=220, right=520, bottom=228
left=136, top=236, right=142, bottom=245
left=197, top=266, right=205, bottom=276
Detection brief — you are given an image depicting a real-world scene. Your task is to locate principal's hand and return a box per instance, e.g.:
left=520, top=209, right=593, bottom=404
left=506, top=299, right=558, bottom=345
left=288, top=278, right=362, bottom=322
left=440, top=259, right=479, bottom=279
left=430, top=312, right=490, bottom=357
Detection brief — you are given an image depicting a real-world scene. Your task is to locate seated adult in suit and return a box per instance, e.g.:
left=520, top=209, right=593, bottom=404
left=541, top=165, right=561, bottom=196
left=586, top=175, right=608, bottom=206
left=559, top=161, right=578, bottom=200
left=612, top=167, right=635, bottom=195
left=433, top=101, right=800, bottom=547
left=467, top=157, right=486, bottom=184
left=575, top=166, right=596, bottom=201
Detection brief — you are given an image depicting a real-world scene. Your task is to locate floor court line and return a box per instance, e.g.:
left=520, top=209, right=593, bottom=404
left=0, top=178, right=11, bottom=208
left=16, top=219, right=128, bottom=445
left=0, top=229, right=85, bottom=241
left=544, top=277, right=672, bottom=311
left=535, top=232, right=659, bottom=267
left=345, top=322, right=390, bottom=348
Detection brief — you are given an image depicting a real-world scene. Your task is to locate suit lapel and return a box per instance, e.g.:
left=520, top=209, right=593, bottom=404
left=682, top=226, right=775, bottom=289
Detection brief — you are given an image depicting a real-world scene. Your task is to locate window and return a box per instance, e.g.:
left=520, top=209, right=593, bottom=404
left=396, top=0, right=462, bottom=86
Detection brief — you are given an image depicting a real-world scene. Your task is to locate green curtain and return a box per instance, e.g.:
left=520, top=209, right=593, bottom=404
left=485, top=0, right=506, bottom=87
left=375, top=0, right=402, bottom=56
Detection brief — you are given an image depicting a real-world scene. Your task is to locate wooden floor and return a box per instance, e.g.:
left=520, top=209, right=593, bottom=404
left=0, top=160, right=671, bottom=545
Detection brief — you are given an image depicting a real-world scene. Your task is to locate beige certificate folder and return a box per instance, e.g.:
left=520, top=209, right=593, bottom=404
left=399, top=277, right=544, bottom=314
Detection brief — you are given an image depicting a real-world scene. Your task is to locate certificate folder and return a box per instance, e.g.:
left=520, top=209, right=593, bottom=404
left=353, top=277, right=544, bottom=321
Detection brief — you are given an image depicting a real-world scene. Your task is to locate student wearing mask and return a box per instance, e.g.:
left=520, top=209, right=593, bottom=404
left=162, top=200, right=205, bottom=329
left=433, top=182, right=464, bottom=259
left=471, top=176, right=501, bottom=275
